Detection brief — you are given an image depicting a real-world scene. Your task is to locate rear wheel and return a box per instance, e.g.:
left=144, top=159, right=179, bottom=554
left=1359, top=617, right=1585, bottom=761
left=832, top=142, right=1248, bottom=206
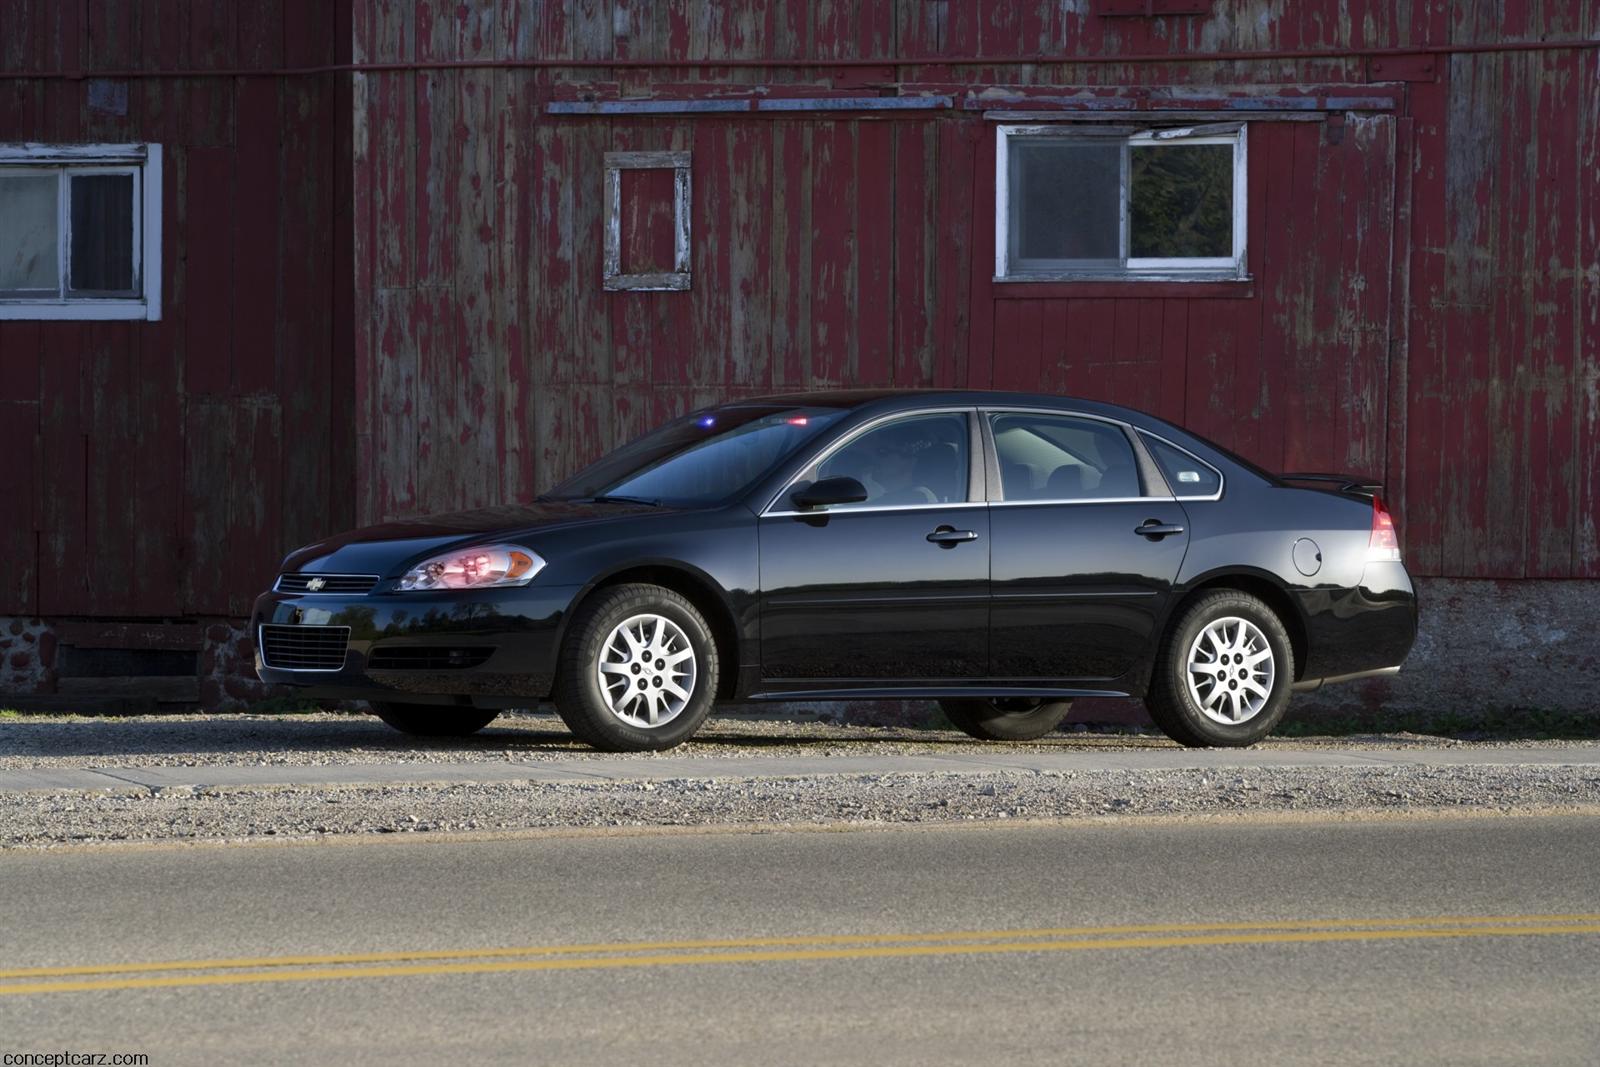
left=939, top=697, right=1074, bottom=741
left=369, top=702, right=499, bottom=737
left=553, top=583, right=718, bottom=752
left=1145, top=590, right=1294, bottom=747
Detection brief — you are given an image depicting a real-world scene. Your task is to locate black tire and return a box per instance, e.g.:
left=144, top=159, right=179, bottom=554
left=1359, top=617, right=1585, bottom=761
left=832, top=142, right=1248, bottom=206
left=369, top=702, right=499, bottom=738
left=552, top=583, right=719, bottom=752
left=1145, top=590, right=1295, bottom=747
left=939, top=697, right=1074, bottom=741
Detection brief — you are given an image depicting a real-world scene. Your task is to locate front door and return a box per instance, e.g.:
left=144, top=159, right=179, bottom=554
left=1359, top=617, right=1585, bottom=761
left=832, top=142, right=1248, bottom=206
left=758, top=410, right=989, bottom=683
left=984, top=410, right=1189, bottom=683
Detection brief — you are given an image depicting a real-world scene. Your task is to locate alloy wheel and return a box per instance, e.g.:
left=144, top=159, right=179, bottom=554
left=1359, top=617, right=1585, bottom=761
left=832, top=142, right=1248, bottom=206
left=595, top=613, right=698, bottom=728
left=1184, top=616, right=1276, bottom=725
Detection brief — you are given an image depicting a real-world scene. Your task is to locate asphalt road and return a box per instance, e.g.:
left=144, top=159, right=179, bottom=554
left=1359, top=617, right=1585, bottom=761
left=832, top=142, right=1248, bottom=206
left=3, top=814, right=1598, bottom=1066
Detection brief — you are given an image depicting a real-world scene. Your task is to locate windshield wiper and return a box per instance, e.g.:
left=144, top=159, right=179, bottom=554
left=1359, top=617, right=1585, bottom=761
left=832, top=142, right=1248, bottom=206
left=587, top=494, right=663, bottom=506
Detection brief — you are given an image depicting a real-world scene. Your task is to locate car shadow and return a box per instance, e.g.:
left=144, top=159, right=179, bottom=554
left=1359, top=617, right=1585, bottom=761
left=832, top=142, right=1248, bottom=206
left=0, top=712, right=1168, bottom=761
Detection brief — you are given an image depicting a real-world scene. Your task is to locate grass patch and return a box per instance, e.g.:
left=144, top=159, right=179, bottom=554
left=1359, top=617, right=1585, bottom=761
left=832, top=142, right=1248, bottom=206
left=1280, top=706, right=1600, bottom=741
left=241, top=696, right=329, bottom=716
left=0, top=708, right=21, bottom=720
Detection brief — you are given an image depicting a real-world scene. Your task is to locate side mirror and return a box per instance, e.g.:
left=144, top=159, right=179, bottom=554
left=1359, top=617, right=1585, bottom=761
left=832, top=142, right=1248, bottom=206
left=792, top=476, right=868, bottom=510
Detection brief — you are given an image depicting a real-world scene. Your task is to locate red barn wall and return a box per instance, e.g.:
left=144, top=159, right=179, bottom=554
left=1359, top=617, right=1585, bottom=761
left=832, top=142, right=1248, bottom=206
left=0, top=1, right=354, bottom=624
left=3, top=0, right=1598, bottom=709
left=351, top=0, right=1600, bottom=585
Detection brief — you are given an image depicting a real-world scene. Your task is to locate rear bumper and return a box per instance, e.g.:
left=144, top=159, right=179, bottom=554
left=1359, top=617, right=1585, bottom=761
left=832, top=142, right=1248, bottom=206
left=251, top=583, right=584, bottom=708
left=1294, top=560, right=1418, bottom=686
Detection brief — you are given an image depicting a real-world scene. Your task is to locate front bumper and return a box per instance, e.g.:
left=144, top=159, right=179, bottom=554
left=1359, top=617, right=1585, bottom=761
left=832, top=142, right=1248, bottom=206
left=251, top=583, right=584, bottom=708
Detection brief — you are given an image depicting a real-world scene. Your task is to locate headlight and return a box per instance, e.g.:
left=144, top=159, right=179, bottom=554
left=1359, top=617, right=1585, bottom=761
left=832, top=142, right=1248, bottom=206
left=395, top=544, right=545, bottom=591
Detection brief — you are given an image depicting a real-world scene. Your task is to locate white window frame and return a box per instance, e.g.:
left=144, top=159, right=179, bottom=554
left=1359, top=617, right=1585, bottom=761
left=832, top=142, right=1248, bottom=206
left=603, top=150, right=691, bottom=292
left=994, top=123, right=1247, bottom=283
left=0, top=142, right=162, bottom=320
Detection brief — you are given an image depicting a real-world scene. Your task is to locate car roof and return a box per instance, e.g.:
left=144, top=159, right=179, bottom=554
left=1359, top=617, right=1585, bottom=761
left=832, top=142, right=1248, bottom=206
left=739, top=388, right=1144, bottom=422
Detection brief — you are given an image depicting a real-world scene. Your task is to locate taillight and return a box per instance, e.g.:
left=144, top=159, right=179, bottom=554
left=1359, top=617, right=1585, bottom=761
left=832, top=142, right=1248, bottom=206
left=1367, top=496, right=1401, bottom=561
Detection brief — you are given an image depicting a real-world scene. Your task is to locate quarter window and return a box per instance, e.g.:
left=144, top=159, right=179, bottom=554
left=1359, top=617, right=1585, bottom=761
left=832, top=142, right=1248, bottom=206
left=1140, top=433, right=1223, bottom=498
left=990, top=413, right=1144, bottom=501
left=995, top=124, right=1246, bottom=281
left=810, top=413, right=971, bottom=509
left=0, top=144, right=162, bottom=320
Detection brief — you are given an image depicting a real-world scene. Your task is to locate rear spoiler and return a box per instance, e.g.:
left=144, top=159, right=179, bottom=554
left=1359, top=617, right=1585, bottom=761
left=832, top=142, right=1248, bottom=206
left=1278, top=472, right=1384, bottom=497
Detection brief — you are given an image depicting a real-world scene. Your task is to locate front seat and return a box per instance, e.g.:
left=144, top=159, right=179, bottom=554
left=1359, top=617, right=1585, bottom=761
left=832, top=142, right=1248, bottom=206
left=913, top=442, right=963, bottom=503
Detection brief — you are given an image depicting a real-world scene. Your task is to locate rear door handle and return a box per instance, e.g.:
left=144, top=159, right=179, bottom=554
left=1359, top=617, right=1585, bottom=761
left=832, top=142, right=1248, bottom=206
left=1135, top=520, right=1185, bottom=539
left=927, top=526, right=979, bottom=547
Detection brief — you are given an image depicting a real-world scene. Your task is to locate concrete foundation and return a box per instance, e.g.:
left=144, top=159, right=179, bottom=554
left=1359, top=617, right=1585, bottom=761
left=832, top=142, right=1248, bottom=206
left=1, top=578, right=1595, bottom=720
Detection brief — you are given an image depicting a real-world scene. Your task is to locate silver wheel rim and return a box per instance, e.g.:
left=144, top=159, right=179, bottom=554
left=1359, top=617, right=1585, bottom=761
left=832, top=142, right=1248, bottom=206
left=1185, top=616, right=1276, bottom=725
left=595, top=613, right=697, bottom=729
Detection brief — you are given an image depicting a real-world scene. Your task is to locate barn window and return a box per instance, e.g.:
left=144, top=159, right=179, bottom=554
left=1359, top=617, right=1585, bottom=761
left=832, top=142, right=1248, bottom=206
left=994, top=124, right=1246, bottom=282
left=603, top=150, right=691, bottom=291
left=0, top=143, right=162, bottom=320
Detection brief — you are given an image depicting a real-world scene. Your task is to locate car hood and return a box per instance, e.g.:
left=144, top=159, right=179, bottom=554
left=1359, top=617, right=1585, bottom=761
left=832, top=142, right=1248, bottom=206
left=279, top=500, right=671, bottom=577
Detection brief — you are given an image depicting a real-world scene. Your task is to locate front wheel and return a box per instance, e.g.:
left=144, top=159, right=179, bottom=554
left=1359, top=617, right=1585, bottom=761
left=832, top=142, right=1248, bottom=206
left=552, top=583, right=719, bottom=752
left=1144, top=590, right=1294, bottom=747
left=939, top=698, right=1074, bottom=741
left=369, top=702, right=499, bottom=737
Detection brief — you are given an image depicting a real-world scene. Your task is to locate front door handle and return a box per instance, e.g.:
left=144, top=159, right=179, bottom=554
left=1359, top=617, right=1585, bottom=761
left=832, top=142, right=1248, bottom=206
left=927, top=526, right=979, bottom=547
left=1135, top=520, right=1185, bottom=540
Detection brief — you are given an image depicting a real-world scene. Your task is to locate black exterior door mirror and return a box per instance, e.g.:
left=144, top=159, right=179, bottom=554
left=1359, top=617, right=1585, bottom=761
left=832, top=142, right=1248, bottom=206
left=792, top=476, right=869, bottom=509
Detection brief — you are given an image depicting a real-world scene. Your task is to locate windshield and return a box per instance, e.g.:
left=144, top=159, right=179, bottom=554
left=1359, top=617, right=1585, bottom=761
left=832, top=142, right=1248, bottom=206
left=545, top=405, right=848, bottom=507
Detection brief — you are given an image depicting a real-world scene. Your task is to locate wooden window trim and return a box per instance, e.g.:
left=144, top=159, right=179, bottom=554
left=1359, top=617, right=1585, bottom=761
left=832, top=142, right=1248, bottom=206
left=603, top=150, right=691, bottom=292
left=0, top=142, right=162, bottom=321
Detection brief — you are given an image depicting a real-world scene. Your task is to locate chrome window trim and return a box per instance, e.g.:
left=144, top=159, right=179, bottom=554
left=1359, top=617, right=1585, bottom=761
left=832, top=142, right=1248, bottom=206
left=257, top=624, right=351, bottom=673
left=760, top=406, right=979, bottom=517
left=989, top=496, right=1156, bottom=508
left=763, top=500, right=989, bottom=520
left=1135, top=429, right=1226, bottom=502
left=273, top=574, right=380, bottom=594
left=979, top=406, right=1176, bottom=503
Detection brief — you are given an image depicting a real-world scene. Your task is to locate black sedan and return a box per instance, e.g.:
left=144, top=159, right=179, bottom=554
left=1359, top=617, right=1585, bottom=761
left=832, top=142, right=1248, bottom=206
left=253, top=390, right=1417, bottom=750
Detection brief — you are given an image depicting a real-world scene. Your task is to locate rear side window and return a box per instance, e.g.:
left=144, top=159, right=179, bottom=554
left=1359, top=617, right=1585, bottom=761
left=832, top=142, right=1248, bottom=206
left=989, top=412, right=1143, bottom=501
left=1141, top=433, right=1222, bottom=497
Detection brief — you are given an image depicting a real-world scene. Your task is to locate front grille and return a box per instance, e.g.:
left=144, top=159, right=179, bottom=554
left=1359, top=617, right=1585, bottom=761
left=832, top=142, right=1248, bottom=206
left=368, top=647, right=494, bottom=671
left=274, top=573, right=379, bottom=595
left=259, top=625, right=351, bottom=671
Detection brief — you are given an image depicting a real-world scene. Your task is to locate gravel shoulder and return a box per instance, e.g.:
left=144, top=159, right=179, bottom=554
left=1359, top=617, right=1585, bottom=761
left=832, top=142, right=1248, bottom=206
left=2, top=711, right=1598, bottom=849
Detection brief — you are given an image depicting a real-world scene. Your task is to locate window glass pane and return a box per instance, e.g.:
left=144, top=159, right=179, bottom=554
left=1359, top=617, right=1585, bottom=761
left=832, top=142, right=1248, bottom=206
left=69, top=174, right=136, bottom=292
left=1008, top=140, right=1120, bottom=267
left=991, top=413, right=1143, bottom=500
left=1129, top=143, right=1232, bottom=259
left=0, top=174, right=60, bottom=293
left=548, top=406, right=847, bottom=507
left=814, top=413, right=970, bottom=508
left=1141, top=433, right=1222, bottom=496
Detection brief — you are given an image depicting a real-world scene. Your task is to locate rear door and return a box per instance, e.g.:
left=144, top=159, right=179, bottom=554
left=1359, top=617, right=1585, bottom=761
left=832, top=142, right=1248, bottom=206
left=984, top=409, right=1189, bottom=683
left=757, top=409, right=989, bottom=683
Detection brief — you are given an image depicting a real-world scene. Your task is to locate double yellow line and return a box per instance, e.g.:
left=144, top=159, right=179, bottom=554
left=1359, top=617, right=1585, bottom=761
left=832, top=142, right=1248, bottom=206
left=4, top=913, right=1597, bottom=997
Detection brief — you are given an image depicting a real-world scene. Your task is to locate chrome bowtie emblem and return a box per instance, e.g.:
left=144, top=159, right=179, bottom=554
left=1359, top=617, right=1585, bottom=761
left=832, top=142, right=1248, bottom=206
left=305, top=577, right=327, bottom=592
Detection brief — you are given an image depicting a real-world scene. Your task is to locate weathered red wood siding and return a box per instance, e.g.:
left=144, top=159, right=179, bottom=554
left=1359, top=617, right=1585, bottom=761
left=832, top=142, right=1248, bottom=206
left=0, top=1, right=354, bottom=620
left=5, top=0, right=1598, bottom=638
left=349, top=0, right=1599, bottom=582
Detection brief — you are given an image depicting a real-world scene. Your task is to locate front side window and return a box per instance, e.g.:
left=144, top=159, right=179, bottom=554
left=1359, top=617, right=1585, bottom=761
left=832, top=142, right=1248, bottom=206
left=808, top=412, right=972, bottom=509
left=996, top=125, right=1246, bottom=281
left=990, top=412, right=1144, bottom=501
left=0, top=144, right=162, bottom=320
